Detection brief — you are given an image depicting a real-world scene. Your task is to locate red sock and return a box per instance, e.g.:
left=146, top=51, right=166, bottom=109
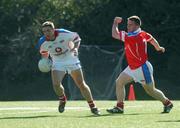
left=117, top=102, right=124, bottom=109
left=59, top=95, right=67, bottom=103
left=88, top=101, right=95, bottom=108
left=163, top=99, right=172, bottom=106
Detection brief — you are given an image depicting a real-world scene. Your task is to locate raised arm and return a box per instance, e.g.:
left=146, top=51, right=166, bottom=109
left=149, top=38, right=165, bottom=53
left=112, top=17, right=122, bottom=40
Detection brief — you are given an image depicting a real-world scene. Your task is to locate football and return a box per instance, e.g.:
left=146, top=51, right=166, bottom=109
left=68, top=41, right=75, bottom=50
left=38, top=58, right=52, bottom=73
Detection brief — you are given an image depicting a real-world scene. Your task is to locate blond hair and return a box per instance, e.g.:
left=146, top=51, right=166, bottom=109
left=128, top=16, right=141, bottom=26
left=42, top=21, right=55, bottom=29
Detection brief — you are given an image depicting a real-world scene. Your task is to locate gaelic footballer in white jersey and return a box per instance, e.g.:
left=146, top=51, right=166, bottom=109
left=38, top=29, right=81, bottom=73
left=37, top=21, right=100, bottom=115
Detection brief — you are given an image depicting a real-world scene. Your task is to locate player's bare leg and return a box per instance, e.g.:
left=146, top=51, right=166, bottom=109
left=116, top=73, right=133, bottom=102
left=71, top=69, right=100, bottom=115
left=142, top=75, right=173, bottom=113
left=107, top=72, right=133, bottom=114
left=51, top=70, right=67, bottom=113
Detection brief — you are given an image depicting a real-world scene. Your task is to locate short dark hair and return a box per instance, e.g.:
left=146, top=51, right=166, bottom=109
left=128, top=16, right=141, bottom=26
left=42, top=21, right=55, bottom=28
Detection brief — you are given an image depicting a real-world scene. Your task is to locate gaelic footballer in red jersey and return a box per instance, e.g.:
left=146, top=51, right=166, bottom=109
left=107, top=16, right=173, bottom=114
left=37, top=21, right=100, bottom=115
left=119, top=29, right=153, bottom=69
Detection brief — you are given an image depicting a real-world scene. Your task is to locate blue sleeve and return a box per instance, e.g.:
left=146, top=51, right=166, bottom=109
left=35, top=36, right=46, bottom=49
left=56, top=28, right=72, bottom=33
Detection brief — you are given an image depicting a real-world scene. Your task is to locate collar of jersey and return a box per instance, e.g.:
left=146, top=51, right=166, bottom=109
left=127, top=28, right=141, bottom=36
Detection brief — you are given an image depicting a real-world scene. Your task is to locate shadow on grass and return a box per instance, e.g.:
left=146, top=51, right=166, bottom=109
left=78, top=112, right=159, bottom=118
left=0, top=112, right=161, bottom=120
left=0, top=115, right=59, bottom=120
left=157, top=120, right=180, bottom=123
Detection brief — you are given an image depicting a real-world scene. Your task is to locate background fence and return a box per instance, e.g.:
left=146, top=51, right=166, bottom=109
left=0, top=44, right=179, bottom=101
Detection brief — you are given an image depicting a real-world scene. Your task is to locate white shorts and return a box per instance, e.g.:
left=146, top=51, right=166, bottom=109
left=51, top=62, right=81, bottom=74
left=123, top=61, right=153, bottom=85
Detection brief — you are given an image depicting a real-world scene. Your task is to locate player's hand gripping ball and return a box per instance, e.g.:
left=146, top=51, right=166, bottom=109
left=38, top=58, right=52, bottom=73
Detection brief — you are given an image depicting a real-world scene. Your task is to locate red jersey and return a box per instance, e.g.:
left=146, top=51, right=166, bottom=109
left=119, top=28, right=153, bottom=69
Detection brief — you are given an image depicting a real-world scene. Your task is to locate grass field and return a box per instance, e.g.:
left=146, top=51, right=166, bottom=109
left=0, top=100, right=179, bottom=128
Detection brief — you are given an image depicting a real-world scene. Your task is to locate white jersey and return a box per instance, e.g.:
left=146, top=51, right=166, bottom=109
left=39, top=29, right=81, bottom=65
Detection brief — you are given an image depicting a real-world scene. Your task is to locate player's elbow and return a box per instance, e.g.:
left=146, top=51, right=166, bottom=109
left=112, top=32, right=116, bottom=38
left=112, top=33, right=119, bottom=40
left=40, top=51, right=49, bottom=58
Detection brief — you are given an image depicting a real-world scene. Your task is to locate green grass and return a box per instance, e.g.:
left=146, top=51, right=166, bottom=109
left=0, top=101, right=179, bottom=128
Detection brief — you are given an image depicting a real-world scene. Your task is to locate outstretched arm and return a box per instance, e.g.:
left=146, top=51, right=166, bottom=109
left=149, top=38, right=165, bottom=53
left=112, top=17, right=122, bottom=40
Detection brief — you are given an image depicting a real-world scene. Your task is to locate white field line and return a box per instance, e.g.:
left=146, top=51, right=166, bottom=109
left=0, top=105, right=142, bottom=115
left=0, top=111, right=51, bottom=115
left=0, top=106, right=88, bottom=111
left=0, top=105, right=142, bottom=111
left=0, top=107, right=88, bottom=116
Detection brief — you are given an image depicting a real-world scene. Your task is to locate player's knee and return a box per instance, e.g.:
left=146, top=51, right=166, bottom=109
left=116, top=79, right=125, bottom=87
left=77, top=81, right=87, bottom=89
left=53, top=82, right=62, bottom=88
left=145, top=87, right=155, bottom=95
